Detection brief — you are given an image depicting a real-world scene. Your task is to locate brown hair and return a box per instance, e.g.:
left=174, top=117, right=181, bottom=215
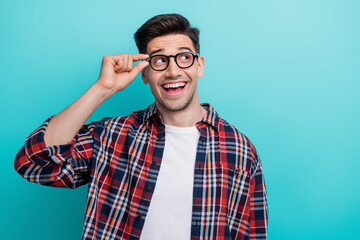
left=134, top=13, right=200, bottom=54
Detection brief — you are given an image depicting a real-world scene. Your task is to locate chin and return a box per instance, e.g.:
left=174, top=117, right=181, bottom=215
left=157, top=97, right=194, bottom=112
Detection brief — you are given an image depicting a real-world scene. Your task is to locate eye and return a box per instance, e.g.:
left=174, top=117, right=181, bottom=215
left=180, top=54, right=190, bottom=60
left=155, top=58, right=165, bottom=63
left=151, top=56, right=167, bottom=65
left=177, top=53, right=193, bottom=63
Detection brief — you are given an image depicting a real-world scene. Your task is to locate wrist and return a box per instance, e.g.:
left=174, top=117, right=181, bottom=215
left=91, top=82, right=115, bottom=103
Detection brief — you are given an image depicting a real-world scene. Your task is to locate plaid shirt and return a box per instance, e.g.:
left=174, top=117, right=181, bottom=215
left=15, top=103, right=268, bottom=240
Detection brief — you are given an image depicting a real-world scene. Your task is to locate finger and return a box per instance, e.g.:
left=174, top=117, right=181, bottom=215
left=111, top=53, right=149, bottom=61
left=129, top=61, right=149, bottom=79
left=122, top=55, right=130, bottom=72
left=127, top=54, right=133, bottom=71
left=131, top=54, right=149, bottom=61
left=114, top=57, right=125, bottom=72
left=114, top=64, right=121, bottom=72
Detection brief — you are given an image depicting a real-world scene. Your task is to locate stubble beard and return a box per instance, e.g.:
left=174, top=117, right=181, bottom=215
left=156, top=79, right=198, bottom=112
left=153, top=76, right=197, bottom=113
left=156, top=90, right=195, bottom=112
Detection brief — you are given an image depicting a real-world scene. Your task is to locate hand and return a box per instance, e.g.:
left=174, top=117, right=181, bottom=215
left=96, top=54, right=149, bottom=96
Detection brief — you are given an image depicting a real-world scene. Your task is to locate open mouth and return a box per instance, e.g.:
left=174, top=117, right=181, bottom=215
left=161, top=82, right=187, bottom=96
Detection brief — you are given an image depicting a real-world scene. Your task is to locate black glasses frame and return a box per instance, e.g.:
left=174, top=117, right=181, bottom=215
left=145, top=52, right=199, bottom=71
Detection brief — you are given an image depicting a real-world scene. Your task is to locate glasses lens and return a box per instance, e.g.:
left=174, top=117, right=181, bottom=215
left=176, top=52, right=194, bottom=68
left=151, top=55, right=168, bottom=70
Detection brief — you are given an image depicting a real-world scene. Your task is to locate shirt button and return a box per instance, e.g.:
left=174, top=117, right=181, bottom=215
left=152, top=160, right=157, bottom=165
left=146, top=186, right=152, bottom=192
left=136, top=215, right=142, bottom=220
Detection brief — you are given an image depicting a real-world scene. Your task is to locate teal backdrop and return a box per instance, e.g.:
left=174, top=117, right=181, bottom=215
left=1, top=0, right=359, bottom=239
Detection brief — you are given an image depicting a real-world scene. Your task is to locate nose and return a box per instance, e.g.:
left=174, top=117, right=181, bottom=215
left=165, top=57, right=182, bottom=77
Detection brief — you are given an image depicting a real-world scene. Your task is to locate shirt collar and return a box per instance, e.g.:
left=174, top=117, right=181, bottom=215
left=143, top=102, right=161, bottom=124
left=199, top=103, right=220, bottom=131
left=143, top=102, right=220, bottom=131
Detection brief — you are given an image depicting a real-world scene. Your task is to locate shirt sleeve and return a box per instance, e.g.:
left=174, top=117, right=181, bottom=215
left=14, top=117, right=101, bottom=189
left=248, top=153, right=268, bottom=239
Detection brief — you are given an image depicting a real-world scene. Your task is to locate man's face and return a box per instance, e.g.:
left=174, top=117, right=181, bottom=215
left=142, top=34, right=204, bottom=113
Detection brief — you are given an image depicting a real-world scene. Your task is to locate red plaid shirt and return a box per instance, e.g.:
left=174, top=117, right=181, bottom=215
left=15, top=103, right=268, bottom=239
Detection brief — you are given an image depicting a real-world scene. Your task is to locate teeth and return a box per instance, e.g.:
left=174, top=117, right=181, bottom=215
left=163, top=82, right=186, bottom=89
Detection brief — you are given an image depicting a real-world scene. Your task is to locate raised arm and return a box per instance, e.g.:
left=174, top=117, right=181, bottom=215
left=45, top=54, right=149, bottom=146
left=15, top=54, right=149, bottom=188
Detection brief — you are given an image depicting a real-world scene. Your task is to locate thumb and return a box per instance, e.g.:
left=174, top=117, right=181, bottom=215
left=129, top=61, right=149, bottom=80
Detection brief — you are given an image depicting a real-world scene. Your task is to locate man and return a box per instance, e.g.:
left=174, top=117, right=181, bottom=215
left=14, top=14, right=268, bottom=239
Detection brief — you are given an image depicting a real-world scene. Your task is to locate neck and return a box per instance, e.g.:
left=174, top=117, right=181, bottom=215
left=156, top=94, right=206, bottom=127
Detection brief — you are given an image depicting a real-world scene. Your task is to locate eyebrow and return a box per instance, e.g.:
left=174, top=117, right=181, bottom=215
left=149, top=47, right=195, bottom=56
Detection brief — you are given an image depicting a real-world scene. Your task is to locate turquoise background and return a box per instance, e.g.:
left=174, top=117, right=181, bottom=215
left=1, top=0, right=359, bottom=239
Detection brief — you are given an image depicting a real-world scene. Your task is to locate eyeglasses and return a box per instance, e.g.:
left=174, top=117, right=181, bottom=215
left=145, top=52, right=199, bottom=71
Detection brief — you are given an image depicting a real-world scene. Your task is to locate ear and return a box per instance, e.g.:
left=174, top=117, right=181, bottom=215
left=197, top=56, right=205, bottom=78
left=141, top=67, right=149, bottom=84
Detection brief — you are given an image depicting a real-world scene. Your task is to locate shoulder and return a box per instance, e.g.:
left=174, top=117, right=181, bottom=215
left=89, top=107, right=149, bottom=134
left=217, top=115, right=261, bottom=174
left=219, top=118, right=255, bottom=150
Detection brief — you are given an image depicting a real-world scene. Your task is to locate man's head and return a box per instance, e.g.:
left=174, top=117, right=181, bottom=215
left=135, top=14, right=205, bottom=115
left=134, top=13, right=200, bottom=54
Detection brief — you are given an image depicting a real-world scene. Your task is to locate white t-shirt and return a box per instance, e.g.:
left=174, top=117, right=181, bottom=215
left=140, top=124, right=200, bottom=239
